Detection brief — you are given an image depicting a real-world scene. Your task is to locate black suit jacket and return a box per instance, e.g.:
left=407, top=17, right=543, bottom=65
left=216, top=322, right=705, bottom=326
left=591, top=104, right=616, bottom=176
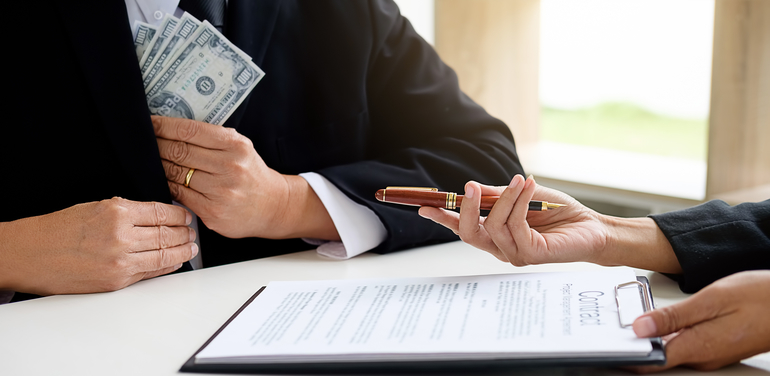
left=651, top=200, right=770, bottom=293
left=5, top=1, right=523, bottom=268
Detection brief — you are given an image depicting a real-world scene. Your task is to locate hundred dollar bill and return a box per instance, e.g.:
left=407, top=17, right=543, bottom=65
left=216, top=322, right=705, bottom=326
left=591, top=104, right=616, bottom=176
left=138, top=14, right=179, bottom=76
left=132, top=21, right=157, bottom=62
left=142, top=13, right=201, bottom=89
left=146, top=22, right=265, bottom=125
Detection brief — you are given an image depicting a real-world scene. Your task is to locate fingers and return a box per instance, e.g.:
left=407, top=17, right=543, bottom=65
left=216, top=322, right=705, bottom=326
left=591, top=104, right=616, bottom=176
left=477, top=183, right=507, bottom=197
left=167, top=180, right=211, bottom=208
left=483, top=175, right=527, bottom=257
left=458, top=181, right=483, bottom=236
left=628, top=288, right=729, bottom=372
left=457, top=181, right=500, bottom=256
left=632, top=291, right=723, bottom=339
left=130, top=225, right=196, bottom=252
left=133, top=242, right=199, bottom=273
left=418, top=207, right=459, bottom=233
left=507, top=175, right=538, bottom=245
left=122, top=200, right=191, bottom=226
left=161, top=159, right=215, bottom=191
left=152, top=115, right=236, bottom=150
left=156, top=138, right=222, bottom=173
left=627, top=318, right=743, bottom=373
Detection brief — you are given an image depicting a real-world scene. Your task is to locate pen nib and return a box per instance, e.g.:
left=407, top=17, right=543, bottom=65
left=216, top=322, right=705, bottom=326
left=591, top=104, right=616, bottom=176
left=546, top=203, right=567, bottom=209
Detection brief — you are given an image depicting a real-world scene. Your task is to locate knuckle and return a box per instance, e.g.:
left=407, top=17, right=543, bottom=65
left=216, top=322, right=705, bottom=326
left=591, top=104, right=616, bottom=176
left=509, top=258, right=529, bottom=267
left=153, top=202, right=169, bottom=225
left=107, top=255, right=129, bottom=271
left=97, top=198, right=129, bottom=224
left=158, top=226, right=170, bottom=248
left=506, top=252, right=530, bottom=266
left=168, top=181, right=183, bottom=198
left=156, top=248, right=169, bottom=269
left=226, top=128, right=252, bottom=150
left=169, top=141, right=191, bottom=163
left=656, top=306, right=680, bottom=332
left=165, top=162, right=186, bottom=183
left=176, top=120, right=200, bottom=141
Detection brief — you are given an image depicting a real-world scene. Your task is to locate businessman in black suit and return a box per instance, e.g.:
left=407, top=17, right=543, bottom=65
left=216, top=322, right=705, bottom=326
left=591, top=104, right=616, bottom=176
left=0, top=1, right=523, bottom=299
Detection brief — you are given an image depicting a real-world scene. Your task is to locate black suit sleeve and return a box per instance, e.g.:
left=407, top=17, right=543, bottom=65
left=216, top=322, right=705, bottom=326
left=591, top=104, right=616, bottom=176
left=316, top=0, right=524, bottom=254
left=650, top=200, right=770, bottom=293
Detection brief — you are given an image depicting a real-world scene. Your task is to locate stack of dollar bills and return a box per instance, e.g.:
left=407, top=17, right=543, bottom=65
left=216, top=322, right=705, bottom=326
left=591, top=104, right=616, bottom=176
left=132, top=13, right=265, bottom=125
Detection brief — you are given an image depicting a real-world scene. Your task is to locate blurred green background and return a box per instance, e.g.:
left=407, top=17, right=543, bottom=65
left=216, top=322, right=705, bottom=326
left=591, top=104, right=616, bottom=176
left=540, top=102, right=709, bottom=161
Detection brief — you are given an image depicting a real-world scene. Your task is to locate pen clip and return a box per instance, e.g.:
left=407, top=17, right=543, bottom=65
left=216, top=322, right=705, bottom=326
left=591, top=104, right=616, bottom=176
left=385, top=187, right=439, bottom=192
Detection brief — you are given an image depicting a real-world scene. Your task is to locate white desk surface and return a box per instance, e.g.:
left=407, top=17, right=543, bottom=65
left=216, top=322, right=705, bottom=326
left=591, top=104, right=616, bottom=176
left=1, top=241, right=768, bottom=375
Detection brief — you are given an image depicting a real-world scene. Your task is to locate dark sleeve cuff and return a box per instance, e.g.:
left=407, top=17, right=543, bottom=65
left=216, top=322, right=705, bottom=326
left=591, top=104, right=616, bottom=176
left=650, top=200, right=770, bottom=293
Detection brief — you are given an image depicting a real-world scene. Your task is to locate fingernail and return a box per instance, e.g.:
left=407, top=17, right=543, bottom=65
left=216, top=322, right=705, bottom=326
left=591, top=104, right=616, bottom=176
left=191, top=243, right=199, bottom=257
left=189, top=227, right=196, bottom=242
left=509, top=176, right=520, bottom=188
left=418, top=208, right=433, bottom=219
left=466, top=185, right=475, bottom=199
left=185, top=211, right=192, bottom=225
left=633, top=316, right=657, bottom=338
left=174, top=263, right=183, bottom=270
left=525, top=175, right=535, bottom=188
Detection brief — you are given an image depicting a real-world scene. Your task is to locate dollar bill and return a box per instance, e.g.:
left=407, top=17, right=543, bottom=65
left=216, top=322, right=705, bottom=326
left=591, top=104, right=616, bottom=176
left=146, top=22, right=265, bottom=125
left=132, top=21, right=158, bottom=62
left=138, top=14, right=179, bottom=76
left=142, top=13, right=201, bottom=89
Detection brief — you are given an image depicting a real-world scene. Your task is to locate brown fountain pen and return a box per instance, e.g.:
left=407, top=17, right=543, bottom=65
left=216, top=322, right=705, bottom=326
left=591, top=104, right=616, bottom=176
left=375, top=187, right=566, bottom=211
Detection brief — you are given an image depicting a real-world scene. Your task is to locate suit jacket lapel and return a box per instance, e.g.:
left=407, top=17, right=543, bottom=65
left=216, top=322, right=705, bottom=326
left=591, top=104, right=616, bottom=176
left=223, top=0, right=282, bottom=129
left=55, top=1, right=172, bottom=203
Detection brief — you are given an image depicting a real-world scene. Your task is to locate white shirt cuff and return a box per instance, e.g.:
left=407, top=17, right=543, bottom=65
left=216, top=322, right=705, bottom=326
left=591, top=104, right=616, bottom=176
left=299, top=172, right=387, bottom=259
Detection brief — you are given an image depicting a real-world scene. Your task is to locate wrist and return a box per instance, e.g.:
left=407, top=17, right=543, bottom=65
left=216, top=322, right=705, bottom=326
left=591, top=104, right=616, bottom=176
left=601, top=215, right=682, bottom=273
left=275, top=175, right=341, bottom=240
left=0, top=217, right=37, bottom=291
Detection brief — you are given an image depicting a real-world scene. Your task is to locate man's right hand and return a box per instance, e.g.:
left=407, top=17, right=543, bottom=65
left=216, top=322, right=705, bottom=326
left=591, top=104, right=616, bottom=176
left=0, top=197, right=198, bottom=295
left=420, top=175, right=683, bottom=274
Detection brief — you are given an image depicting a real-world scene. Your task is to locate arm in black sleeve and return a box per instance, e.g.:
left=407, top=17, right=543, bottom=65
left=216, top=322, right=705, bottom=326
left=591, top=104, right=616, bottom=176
left=318, top=0, right=524, bottom=253
left=650, top=200, right=770, bottom=293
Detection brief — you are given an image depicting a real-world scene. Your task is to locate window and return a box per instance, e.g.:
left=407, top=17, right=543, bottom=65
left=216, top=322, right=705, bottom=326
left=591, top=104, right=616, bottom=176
left=540, top=0, right=714, bottom=162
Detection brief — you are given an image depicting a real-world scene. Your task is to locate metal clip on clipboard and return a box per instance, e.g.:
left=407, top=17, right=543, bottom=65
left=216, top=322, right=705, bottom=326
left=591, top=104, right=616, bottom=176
left=614, top=280, right=654, bottom=328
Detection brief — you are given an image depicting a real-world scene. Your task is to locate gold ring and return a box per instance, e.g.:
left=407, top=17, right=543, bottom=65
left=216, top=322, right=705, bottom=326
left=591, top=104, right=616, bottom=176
left=184, top=168, right=196, bottom=188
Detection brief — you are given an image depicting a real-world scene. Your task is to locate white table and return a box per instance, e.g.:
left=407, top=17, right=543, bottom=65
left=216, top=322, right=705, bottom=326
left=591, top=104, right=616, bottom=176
left=1, top=241, right=768, bottom=375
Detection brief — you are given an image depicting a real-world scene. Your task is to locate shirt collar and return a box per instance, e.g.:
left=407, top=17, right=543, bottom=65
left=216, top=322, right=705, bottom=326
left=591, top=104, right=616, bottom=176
left=125, top=0, right=181, bottom=26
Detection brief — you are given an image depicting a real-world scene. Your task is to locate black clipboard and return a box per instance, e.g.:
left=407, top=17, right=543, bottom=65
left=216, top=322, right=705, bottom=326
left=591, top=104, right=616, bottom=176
left=181, top=276, right=664, bottom=374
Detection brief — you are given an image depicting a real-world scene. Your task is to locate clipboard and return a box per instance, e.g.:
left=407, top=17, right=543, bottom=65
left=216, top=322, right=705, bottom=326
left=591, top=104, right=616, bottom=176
left=181, top=276, right=664, bottom=374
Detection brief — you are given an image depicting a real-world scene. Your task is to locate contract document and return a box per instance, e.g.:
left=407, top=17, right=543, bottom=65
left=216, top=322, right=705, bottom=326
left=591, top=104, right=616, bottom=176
left=186, top=268, right=664, bottom=372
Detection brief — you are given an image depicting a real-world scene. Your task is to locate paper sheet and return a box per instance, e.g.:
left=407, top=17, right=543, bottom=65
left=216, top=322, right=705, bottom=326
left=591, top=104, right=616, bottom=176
left=197, top=268, right=650, bottom=363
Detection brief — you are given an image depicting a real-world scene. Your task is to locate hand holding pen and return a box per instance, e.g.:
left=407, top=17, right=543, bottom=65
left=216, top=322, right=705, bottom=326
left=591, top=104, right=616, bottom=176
left=375, top=188, right=565, bottom=211
left=413, top=175, right=612, bottom=266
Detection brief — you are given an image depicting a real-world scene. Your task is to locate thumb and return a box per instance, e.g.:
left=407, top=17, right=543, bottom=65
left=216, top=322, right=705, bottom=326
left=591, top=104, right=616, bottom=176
left=632, top=293, right=722, bottom=338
